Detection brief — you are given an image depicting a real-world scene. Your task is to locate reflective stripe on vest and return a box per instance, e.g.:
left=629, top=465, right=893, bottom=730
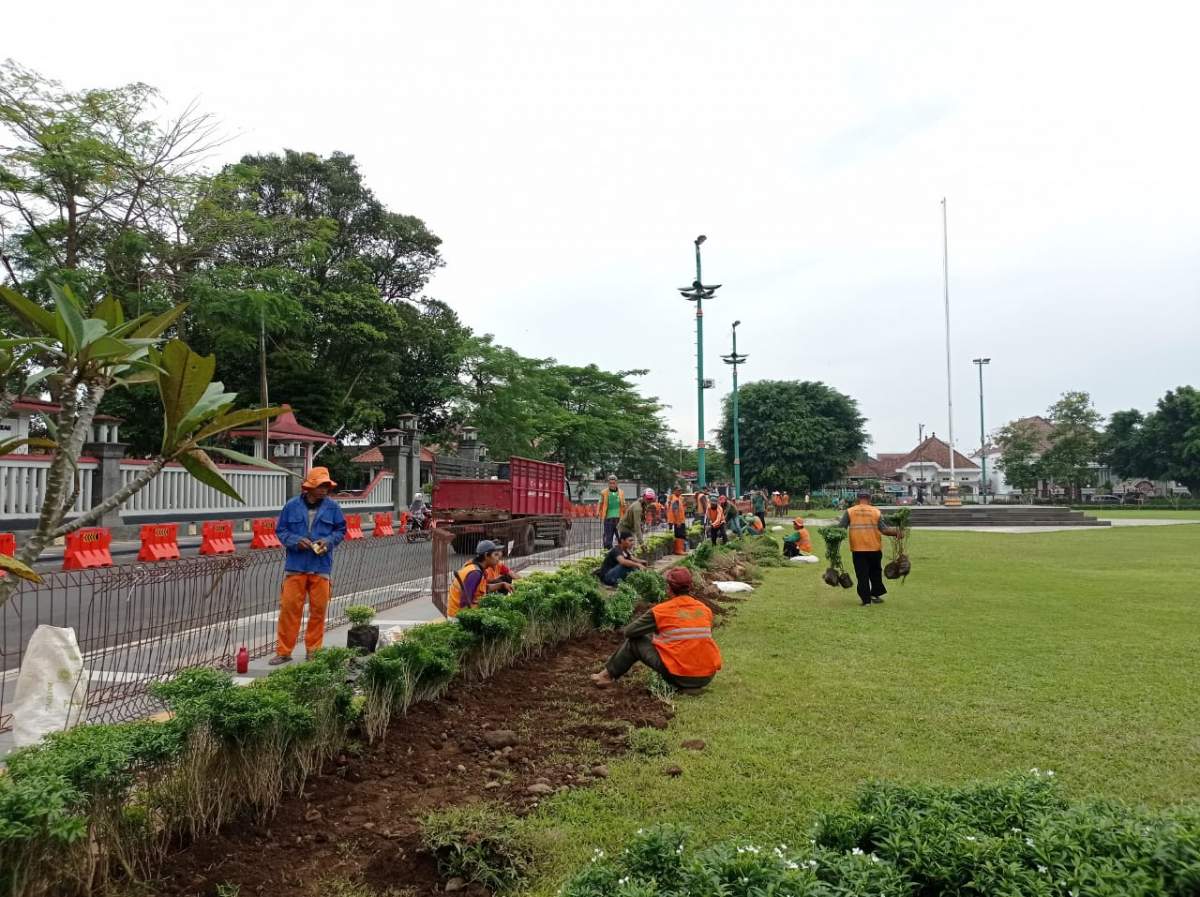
left=650, top=597, right=722, bottom=679
left=847, top=505, right=882, bottom=552
left=447, top=560, right=485, bottom=617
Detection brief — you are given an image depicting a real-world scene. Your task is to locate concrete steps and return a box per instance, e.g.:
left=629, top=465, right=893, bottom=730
left=895, top=506, right=1111, bottom=527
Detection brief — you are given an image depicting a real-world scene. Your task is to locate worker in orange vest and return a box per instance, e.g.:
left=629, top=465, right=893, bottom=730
left=666, top=486, right=688, bottom=555
left=838, top=490, right=902, bottom=606
left=783, top=516, right=813, bottom=557
left=446, top=539, right=512, bottom=617
left=771, top=491, right=784, bottom=517
left=591, top=566, right=722, bottom=690
left=695, top=489, right=711, bottom=526
left=597, top=476, right=627, bottom=550
left=706, top=494, right=729, bottom=544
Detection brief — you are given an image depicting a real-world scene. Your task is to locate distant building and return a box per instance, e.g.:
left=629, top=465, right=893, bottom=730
left=846, top=435, right=980, bottom=501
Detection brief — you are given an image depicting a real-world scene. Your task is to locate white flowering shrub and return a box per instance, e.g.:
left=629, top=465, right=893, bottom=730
left=562, top=773, right=1200, bottom=897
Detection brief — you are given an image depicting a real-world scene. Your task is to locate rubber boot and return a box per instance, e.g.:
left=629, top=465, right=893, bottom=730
left=674, top=538, right=686, bottom=555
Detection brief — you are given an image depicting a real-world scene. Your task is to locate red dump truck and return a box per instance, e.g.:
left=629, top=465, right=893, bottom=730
left=430, top=456, right=570, bottom=556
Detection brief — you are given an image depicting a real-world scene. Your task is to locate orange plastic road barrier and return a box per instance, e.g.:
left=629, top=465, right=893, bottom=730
left=0, top=532, right=15, bottom=577
left=64, top=527, right=114, bottom=570
left=200, top=520, right=236, bottom=555
left=373, top=512, right=395, bottom=537
left=137, top=524, right=180, bottom=562
left=250, top=518, right=283, bottom=549
left=398, top=511, right=410, bottom=533
left=344, top=513, right=364, bottom=540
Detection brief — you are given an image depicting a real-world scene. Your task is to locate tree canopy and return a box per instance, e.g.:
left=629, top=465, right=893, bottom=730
left=716, top=380, right=866, bottom=493
left=1101, top=386, right=1200, bottom=495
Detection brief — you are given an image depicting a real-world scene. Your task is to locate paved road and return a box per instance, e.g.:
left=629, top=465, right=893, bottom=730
left=1, top=519, right=605, bottom=738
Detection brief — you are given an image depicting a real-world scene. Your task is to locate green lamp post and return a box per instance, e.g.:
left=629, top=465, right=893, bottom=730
left=722, top=320, right=748, bottom=496
left=679, top=235, right=720, bottom=488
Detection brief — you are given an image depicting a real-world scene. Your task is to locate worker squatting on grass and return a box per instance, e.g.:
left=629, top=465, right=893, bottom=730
left=591, top=566, right=722, bottom=691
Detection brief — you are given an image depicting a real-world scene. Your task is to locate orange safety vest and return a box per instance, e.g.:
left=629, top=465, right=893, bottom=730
left=748, top=516, right=764, bottom=533
left=846, top=504, right=883, bottom=552
left=794, top=527, right=812, bottom=553
left=707, top=503, right=726, bottom=527
left=651, top=596, right=722, bottom=678
left=447, top=560, right=486, bottom=617
left=666, top=494, right=687, bottom=525
left=697, top=493, right=710, bottom=516
left=597, top=488, right=627, bottom=519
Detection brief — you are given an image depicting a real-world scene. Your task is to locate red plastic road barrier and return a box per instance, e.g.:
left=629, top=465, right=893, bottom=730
left=398, top=511, right=410, bottom=533
left=373, top=512, right=395, bottom=537
left=0, top=531, right=15, bottom=577
left=200, top=520, right=236, bottom=555
left=344, top=513, right=364, bottom=540
left=64, top=527, right=114, bottom=570
left=137, top=524, right=180, bottom=562
left=250, top=517, right=282, bottom=549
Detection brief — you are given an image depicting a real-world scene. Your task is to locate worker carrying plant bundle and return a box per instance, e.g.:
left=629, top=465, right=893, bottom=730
left=839, top=491, right=903, bottom=606
left=782, top=516, right=813, bottom=557
left=666, top=485, right=688, bottom=555
left=446, top=539, right=513, bottom=617
left=591, top=566, right=722, bottom=690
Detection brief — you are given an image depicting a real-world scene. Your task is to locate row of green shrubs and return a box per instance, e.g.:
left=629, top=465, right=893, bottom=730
left=0, top=543, right=680, bottom=897
left=564, top=772, right=1200, bottom=897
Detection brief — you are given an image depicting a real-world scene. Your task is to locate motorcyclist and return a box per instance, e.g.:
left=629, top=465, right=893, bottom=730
left=408, top=492, right=429, bottom=529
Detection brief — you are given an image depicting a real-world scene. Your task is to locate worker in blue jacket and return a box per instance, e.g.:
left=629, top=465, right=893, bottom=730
left=270, top=466, right=348, bottom=665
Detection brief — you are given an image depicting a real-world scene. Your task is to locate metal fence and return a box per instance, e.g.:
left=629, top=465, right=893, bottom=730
left=0, top=535, right=433, bottom=731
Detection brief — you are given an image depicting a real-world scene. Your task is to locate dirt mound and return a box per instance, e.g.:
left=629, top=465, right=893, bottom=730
left=154, top=630, right=671, bottom=897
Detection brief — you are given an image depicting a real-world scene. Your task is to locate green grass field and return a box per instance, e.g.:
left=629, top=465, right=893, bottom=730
left=524, top=526, right=1200, bottom=894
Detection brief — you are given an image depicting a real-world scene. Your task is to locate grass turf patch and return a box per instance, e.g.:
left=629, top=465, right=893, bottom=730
left=521, top=526, right=1200, bottom=894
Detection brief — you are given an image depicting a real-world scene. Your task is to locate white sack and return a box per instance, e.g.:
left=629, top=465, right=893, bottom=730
left=715, top=581, right=754, bottom=594
left=12, top=625, right=88, bottom=747
left=790, top=554, right=820, bottom=564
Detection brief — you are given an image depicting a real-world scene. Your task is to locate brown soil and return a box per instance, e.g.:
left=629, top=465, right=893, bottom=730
left=152, top=630, right=673, bottom=897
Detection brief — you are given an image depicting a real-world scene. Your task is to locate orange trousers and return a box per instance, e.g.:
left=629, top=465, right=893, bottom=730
left=275, top=573, right=332, bottom=657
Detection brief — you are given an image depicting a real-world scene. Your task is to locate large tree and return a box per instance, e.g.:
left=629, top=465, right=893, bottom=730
left=1104, top=387, right=1200, bottom=495
left=181, top=150, right=457, bottom=440
left=1041, top=391, right=1101, bottom=500
left=456, top=336, right=676, bottom=491
left=995, top=419, right=1045, bottom=495
left=716, top=380, right=866, bottom=493
left=0, top=60, right=218, bottom=303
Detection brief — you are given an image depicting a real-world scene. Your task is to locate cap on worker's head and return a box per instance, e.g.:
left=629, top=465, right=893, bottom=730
left=475, top=539, right=503, bottom=556
left=642, top=489, right=656, bottom=501
left=793, top=516, right=805, bottom=529
left=857, top=489, right=871, bottom=499
left=772, top=490, right=780, bottom=495
left=665, top=566, right=693, bottom=593
left=302, top=466, right=337, bottom=490
left=718, top=494, right=728, bottom=502
left=608, top=475, right=618, bottom=482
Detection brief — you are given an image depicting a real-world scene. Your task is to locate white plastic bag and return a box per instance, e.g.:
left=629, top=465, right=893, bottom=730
left=715, top=581, right=754, bottom=594
left=12, top=625, right=88, bottom=747
left=790, top=554, right=819, bottom=564
left=771, top=525, right=785, bottom=532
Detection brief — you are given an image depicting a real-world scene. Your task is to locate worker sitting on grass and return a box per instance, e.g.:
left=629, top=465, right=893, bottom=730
left=782, top=517, right=813, bottom=557
left=447, top=539, right=513, bottom=617
left=599, top=531, right=648, bottom=586
left=591, top=566, right=722, bottom=690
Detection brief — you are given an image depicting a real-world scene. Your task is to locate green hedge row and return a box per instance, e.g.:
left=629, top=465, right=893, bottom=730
left=565, top=773, right=1200, bottom=897
left=0, top=541, right=676, bottom=897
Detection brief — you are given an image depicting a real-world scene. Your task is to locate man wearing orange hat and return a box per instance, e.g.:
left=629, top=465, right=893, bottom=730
left=591, top=566, right=722, bottom=690
left=782, top=516, right=813, bottom=558
left=270, top=466, right=348, bottom=665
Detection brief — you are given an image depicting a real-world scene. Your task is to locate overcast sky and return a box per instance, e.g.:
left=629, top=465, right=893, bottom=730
left=9, top=1, right=1199, bottom=454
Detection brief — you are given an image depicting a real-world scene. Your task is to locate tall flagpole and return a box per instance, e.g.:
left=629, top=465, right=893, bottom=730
left=941, top=198, right=960, bottom=506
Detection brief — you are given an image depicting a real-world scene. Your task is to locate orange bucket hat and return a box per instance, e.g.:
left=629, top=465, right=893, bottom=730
left=302, top=466, right=337, bottom=490
left=793, top=516, right=805, bottom=529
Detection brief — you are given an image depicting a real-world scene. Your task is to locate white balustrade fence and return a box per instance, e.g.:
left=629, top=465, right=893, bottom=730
left=118, top=463, right=289, bottom=518
left=335, top=473, right=394, bottom=507
left=0, top=456, right=96, bottom=519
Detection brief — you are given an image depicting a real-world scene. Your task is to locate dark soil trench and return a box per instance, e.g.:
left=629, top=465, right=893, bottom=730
left=154, top=630, right=675, bottom=897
